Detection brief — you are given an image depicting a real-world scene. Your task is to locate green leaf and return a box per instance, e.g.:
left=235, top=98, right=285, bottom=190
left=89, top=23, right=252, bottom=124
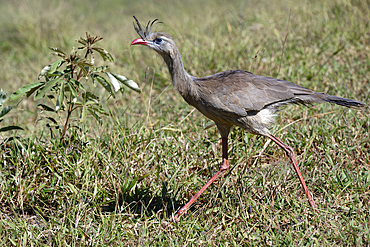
left=26, top=84, right=44, bottom=98
left=92, top=47, right=114, bottom=62
left=80, top=105, right=87, bottom=122
left=56, top=80, right=65, bottom=111
left=107, top=72, right=141, bottom=93
left=82, top=92, right=99, bottom=105
left=38, top=59, right=64, bottom=79
left=47, top=71, right=63, bottom=77
left=49, top=59, right=64, bottom=75
left=49, top=47, right=67, bottom=56
left=93, top=74, right=114, bottom=96
left=46, top=117, right=58, bottom=125
left=84, top=92, right=99, bottom=101
left=77, top=38, right=88, bottom=46
left=77, top=64, right=89, bottom=77
left=37, top=104, right=55, bottom=112
left=70, top=78, right=85, bottom=91
left=0, top=106, right=13, bottom=119
left=90, top=74, right=97, bottom=87
left=122, top=79, right=140, bottom=93
left=61, top=66, right=73, bottom=75
left=78, top=61, right=94, bottom=68
left=0, top=126, right=23, bottom=132
left=90, top=104, right=107, bottom=115
left=67, top=82, right=78, bottom=98
left=10, top=82, right=44, bottom=100
left=87, top=108, right=102, bottom=123
left=75, top=57, right=93, bottom=69
left=34, top=77, right=62, bottom=101
left=92, top=65, right=109, bottom=73
left=84, top=100, right=97, bottom=106
left=106, top=72, right=121, bottom=92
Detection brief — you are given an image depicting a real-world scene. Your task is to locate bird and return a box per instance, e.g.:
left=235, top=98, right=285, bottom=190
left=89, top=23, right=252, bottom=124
left=130, top=16, right=367, bottom=222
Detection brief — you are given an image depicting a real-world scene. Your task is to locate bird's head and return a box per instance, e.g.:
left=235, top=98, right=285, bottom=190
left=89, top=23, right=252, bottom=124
left=131, top=16, right=175, bottom=57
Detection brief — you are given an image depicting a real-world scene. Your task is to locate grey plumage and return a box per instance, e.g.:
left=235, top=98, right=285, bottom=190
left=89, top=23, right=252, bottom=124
left=131, top=16, right=367, bottom=221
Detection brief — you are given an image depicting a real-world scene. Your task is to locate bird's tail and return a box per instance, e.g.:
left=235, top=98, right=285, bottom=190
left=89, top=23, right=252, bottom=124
left=318, top=93, right=367, bottom=109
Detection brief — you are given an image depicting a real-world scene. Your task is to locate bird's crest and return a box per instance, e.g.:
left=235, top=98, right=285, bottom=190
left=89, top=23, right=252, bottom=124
left=133, top=16, right=162, bottom=40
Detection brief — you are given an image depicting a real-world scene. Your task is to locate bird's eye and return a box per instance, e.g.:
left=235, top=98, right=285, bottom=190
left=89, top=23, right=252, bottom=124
left=153, top=38, right=163, bottom=44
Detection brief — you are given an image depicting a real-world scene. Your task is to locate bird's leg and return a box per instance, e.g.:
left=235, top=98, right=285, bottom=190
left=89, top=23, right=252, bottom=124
left=172, top=136, right=230, bottom=222
left=268, top=134, right=319, bottom=212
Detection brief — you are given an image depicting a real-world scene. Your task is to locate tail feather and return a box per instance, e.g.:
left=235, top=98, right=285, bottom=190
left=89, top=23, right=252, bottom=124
left=319, top=93, right=367, bottom=108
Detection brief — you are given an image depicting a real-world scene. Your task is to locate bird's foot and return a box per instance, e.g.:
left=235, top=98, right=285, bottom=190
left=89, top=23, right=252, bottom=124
left=171, top=207, right=187, bottom=223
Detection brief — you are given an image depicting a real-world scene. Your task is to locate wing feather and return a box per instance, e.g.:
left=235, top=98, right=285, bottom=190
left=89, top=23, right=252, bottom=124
left=194, top=70, right=315, bottom=117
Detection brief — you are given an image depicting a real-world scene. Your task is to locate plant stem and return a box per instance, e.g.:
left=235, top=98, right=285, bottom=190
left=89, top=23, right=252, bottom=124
left=60, top=50, right=91, bottom=141
left=60, top=92, right=74, bottom=141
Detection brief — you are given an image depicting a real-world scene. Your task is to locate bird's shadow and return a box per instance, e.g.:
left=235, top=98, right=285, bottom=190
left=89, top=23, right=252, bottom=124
left=101, top=180, right=183, bottom=220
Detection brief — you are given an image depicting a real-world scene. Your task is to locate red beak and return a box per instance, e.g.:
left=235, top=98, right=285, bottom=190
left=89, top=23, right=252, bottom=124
left=131, top=38, right=148, bottom=46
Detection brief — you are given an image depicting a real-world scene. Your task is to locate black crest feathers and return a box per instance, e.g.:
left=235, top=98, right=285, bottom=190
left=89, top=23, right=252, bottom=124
left=133, top=16, right=162, bottom=40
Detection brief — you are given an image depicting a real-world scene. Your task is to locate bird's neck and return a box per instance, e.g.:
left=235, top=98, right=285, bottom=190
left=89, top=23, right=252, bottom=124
left=161, top=47, right=198, bottom=99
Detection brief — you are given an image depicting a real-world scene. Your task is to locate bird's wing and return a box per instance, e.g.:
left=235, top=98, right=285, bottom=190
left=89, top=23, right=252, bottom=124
left=195, top=70, right=315, bottom=117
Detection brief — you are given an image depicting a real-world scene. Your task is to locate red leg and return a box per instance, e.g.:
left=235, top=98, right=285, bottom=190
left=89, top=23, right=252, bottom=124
left=268, top=134, right=319, bottom=212
left=172, top=136, right=230, bottom=222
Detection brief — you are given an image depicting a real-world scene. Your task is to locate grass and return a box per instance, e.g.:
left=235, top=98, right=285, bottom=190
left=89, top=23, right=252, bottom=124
left=1, top=0, right=369, bottom=245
